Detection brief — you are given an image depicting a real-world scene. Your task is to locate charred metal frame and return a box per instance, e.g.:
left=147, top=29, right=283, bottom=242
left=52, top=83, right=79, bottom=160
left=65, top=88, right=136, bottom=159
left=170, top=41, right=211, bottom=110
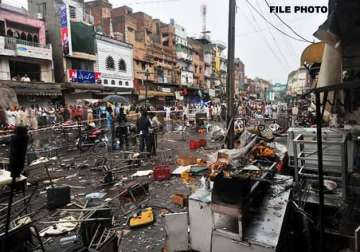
left=304, top=80, right=360, bottom=251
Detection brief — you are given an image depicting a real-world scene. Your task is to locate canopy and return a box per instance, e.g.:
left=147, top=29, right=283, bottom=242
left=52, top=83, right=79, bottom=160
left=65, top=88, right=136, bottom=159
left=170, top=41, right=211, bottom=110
left=103, top=95, right=129, bottom=104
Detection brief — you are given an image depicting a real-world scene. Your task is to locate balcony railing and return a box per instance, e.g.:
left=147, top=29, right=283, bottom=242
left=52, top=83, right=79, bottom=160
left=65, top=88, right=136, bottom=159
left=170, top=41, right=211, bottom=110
left=3, top=36, right=51, bottom=50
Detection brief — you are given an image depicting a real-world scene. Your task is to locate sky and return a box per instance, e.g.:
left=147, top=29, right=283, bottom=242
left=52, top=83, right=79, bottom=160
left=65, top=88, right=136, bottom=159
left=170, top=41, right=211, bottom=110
left=4, top=0, right=329, bottom=84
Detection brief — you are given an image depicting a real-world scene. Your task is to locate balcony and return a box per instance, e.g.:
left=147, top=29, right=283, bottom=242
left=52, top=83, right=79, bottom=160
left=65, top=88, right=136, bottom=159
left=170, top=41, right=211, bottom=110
left=1, top=36, right=52, bottom=61
left=4, top=36, right=51, bottom=50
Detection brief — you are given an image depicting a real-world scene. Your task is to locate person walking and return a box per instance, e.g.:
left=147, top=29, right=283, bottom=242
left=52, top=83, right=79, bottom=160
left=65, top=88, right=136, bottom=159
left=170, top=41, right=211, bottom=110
left=137, top=109, right=152, bottom=156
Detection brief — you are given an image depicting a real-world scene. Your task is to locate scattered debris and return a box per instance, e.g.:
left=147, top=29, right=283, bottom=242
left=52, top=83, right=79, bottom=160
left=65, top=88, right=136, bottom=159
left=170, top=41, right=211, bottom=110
left=40, top=216, right=78, bottom=237
left=171, top=194, right=187, bottom=207
left=131, top=170, right=153, bottom=177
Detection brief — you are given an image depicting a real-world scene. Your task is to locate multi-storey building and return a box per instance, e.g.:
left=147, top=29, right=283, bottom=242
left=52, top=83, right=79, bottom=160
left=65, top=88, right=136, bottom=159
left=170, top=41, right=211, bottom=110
left=287, top=67, right=310, bottom=96
left=28, top=0, right=99, bottom=86
left=95, top=34, right=134, bottom=91
left=174, top=23, right=193, bottom=87
left=188, top=38, right=204, bottom=89
left=85, top=0, right=112, bottom=35
left=0, top=3, right=60, bottom=107
left=0, top=3, right=53, bottom=82
left=110, top=6, right=177, bottom=104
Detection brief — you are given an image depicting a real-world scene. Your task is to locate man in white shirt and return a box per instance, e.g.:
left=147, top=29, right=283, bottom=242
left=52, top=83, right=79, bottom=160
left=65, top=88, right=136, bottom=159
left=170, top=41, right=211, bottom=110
left=21, top=74, right=31, bottom=82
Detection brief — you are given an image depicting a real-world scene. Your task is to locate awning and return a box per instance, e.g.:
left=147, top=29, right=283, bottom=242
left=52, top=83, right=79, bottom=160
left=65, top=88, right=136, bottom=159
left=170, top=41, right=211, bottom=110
left=138, top=90, right=175, bottom=98
left=15, top=88, right=62, bottom=96
left=5, top=81, right=62, bottom=96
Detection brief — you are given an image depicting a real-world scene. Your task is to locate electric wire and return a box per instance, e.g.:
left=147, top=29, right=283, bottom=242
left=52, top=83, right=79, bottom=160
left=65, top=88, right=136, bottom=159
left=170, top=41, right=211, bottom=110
left=239, top=0, right=288, bottom=73
left=254, top=0, right=291, bottom=69
left=243, top=0, right=310, bottom=43
left=264, top=0, right=314, bottom=43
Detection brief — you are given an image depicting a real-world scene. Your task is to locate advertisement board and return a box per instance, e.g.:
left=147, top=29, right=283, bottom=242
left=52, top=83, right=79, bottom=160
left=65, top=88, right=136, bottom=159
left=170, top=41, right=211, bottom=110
left=16, top=44, right=52, bottom=60
left=60, top=4, right=73, bottom=56
left=69, top=69, right=101, bottom=84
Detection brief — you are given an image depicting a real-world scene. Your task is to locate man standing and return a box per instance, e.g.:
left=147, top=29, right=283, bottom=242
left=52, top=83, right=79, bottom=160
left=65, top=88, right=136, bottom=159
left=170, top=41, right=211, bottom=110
left=117, top=107, right=128, bottom=150
left=137, top=109, right=152, bottom=155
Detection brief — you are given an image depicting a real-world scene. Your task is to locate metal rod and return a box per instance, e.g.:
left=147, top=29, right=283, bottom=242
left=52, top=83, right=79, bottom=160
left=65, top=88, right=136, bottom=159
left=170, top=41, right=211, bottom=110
left=315, top=92, right=324, bottom=252
left=39, top=218, right=112, bottom=224
left=226, top=0, right=236, bottom=149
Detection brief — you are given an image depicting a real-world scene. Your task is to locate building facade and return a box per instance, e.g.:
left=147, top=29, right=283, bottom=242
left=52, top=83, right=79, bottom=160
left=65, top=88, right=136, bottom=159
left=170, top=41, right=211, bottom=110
left=287, top=67, right=310, bottom=96
left=28, top=0, right=99, bottom=85
left=174, top=24, right=193, bottom=87
left=0, top=3, right=53, bottom=82
left=95, top=34, right=133, bottom=90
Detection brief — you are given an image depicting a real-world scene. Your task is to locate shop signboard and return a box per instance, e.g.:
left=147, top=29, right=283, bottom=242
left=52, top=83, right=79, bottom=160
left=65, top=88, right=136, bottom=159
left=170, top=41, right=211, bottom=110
left=161, top=88, right=172, bottom=93
left=69, top=69, right=101, bottom=84
left=16, top=44, right=52, bottom=60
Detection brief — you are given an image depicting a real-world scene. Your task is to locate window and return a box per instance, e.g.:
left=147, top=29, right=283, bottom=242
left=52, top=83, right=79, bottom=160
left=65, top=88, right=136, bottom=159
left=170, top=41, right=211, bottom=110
left=111, top=80, right=115, bottom=85
left=106, top=56, right=115, bottom=71
left=0, top=21, right=5, bottom=36
left=125, top=81, right=129, bottom=86
left=14, top=31, right=20, bottom=39
left=6, top=29, right=13, bottom=37
left=37, top=3, right=46, bottom=18
left=118, top=59, right=126, bottom=71
left=27, top=34, right=33, bottom=42
left=119, top=81, right=123, bottom=86
left=103, top=79, right=108, bottom=84
left=20, top=32, right=27, bottom=41
left=69, top=6, right=76, bottom=19
left=33, top=35, right=38, bottom=43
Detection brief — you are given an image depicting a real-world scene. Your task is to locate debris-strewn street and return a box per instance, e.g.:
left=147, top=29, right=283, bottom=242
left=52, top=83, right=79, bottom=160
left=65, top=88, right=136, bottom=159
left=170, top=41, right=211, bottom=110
left=0, top=122, right=216, bottom=251
left=1, top=0, right=360, bottom=251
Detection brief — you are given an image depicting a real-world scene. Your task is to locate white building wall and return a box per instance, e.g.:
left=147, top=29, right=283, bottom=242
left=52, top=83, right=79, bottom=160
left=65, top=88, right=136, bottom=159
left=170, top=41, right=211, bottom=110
left=96, top=38, right=134, bottom=89
left=0, top=58, right=10, bottom=80
left=40, top=62, right=54, bottom=82
left=68, top=0, right=85, bottom=22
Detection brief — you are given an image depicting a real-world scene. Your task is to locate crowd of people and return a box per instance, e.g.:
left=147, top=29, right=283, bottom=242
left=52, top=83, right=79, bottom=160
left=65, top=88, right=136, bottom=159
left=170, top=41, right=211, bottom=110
left=0, top=98, right=296, bottom=155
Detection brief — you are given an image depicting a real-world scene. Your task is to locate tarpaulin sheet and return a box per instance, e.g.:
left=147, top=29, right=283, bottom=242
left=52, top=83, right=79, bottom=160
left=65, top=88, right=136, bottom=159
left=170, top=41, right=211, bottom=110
left=71, top=22, right=96, bottom=54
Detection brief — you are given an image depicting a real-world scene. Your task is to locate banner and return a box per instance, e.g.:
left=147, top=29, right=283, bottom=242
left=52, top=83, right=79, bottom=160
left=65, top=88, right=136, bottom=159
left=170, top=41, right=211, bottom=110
left=69, top=69, right=101, bottom=84
left=60, top=4, right=72, bottom=56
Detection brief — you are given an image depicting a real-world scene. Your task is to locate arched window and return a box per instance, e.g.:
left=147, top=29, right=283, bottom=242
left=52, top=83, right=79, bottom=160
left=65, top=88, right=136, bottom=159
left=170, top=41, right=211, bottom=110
left=125, top=81, right=129, bottom=86
left=119, top=81, right=123, bottom=86
left=27, top=34, right=33, bottom=42
left=33, top=35, right=39, bottom=43
left=118, top=59, right=126, bottom=71
left=111, top=80, right=115, bottom=85
left=103, top=79, right=108, bottom=85
left=20, top=32, right=26, bottom=41
left=105, top=56, right=115, bottom=71
left=7, top=29, right=13, bottom=37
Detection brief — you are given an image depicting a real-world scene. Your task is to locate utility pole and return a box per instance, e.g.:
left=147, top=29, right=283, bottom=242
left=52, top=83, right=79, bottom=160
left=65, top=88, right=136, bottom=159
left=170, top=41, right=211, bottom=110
left=226, top=0, right=236, bottom=149
left=144, top=69, right=150, bottom=108
left=140, top=69, right=151, bottom=108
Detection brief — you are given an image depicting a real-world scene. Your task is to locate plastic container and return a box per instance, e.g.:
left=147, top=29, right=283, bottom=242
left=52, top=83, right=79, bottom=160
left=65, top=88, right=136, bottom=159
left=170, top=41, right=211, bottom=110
left=189, top=140, right=198, bottom=150
left=153, top=165, right=171, bottom=181
left=199, top=139, right=207, bottom=147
